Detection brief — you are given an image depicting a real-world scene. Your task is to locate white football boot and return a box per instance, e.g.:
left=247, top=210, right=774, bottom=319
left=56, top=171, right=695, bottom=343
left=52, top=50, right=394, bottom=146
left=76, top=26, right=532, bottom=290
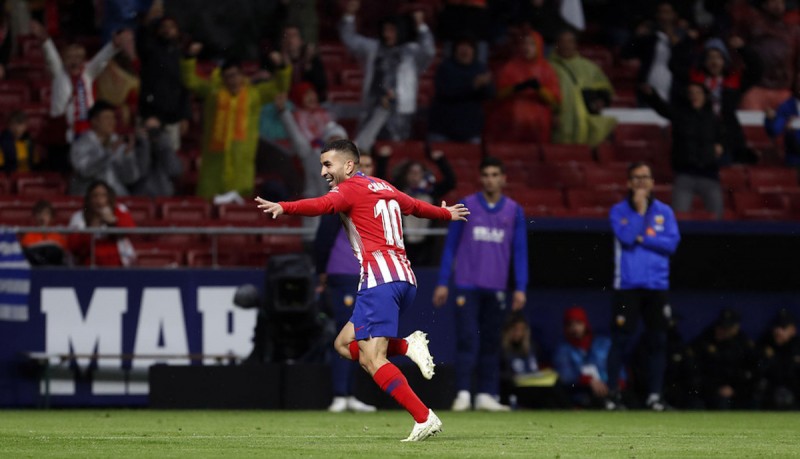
left=451, top=390, right=471, bottom=411
left=328, top=396, right=348, bottom=413
left=401, top=409, right=442, bottom=442
left=404, top=330, right=436, bottom=380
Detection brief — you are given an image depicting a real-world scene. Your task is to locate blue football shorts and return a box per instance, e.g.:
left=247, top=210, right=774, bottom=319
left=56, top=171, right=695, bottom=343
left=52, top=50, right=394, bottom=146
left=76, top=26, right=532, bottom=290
left=350, top=281, right=416, bottom=341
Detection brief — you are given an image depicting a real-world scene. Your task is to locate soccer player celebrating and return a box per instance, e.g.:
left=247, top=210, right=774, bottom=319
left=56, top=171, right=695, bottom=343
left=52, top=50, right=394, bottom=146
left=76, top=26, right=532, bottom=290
left=255, top=139, right=469, bottom=441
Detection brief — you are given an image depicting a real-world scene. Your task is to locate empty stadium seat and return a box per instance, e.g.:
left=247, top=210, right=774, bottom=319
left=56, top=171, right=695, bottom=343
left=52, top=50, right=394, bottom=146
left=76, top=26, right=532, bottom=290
left=583, top=164, right=628, bottom=190
left=0, top=198, right=35, bottom=224
left=429, top=142, right=482, bottom=162
left=217, top=203, right=265, bottom=226
left=511, top=189, right=565, bottom=216
left=566, top=188, right=624, bottom=210
left=134, top=245, right=183, bottom=268
left=540, top=144, right=594, bottom=164
left=732, top=190, right=790, bottom=220
left=719, top=166, right=749, bottom=192
left=117, top=197, right=157, bottom=222
left=158, top=197, right=212, bottom=224
left=373, top=140, right=427, bottom=162
left=527, top=163, right=585, bottom=189
left=15, top=176, right=67, bottom=198
left=747, top=167, right=798, bottom=190
left=185, top=248, right=240, bottom=267
left=485, top=142, right=540, bottom=162
left=0, top=175, right=9, bottom=195
left=614, top=124, right=666, bottom=145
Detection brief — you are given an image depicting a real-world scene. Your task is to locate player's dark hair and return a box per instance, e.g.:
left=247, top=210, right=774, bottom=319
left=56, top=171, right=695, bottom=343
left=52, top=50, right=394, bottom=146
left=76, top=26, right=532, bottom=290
left=321, top=139, right=360, bottom=164
left=627, top=161, right=652, bottom=179
left=480, top=156, right=505, bottom=174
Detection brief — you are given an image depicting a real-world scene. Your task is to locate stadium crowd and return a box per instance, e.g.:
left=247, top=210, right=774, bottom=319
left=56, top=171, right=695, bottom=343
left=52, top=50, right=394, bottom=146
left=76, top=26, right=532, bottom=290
left=0, top=0, right=799, bottom=411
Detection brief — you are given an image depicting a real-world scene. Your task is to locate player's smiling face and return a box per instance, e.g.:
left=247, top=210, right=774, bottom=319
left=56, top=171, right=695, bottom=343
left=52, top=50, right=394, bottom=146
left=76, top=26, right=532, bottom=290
left=320, top=150, right=355, bottom=188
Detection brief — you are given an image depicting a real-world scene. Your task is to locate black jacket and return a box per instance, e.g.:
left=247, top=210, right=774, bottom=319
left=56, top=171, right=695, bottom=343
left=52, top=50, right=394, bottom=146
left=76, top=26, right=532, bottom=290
left=137, top=21, right=191, bottom=124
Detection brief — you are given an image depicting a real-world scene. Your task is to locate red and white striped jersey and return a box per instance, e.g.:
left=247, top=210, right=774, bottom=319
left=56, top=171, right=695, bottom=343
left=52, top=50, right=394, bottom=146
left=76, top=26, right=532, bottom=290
left=279, top=172, right=452, bottom=290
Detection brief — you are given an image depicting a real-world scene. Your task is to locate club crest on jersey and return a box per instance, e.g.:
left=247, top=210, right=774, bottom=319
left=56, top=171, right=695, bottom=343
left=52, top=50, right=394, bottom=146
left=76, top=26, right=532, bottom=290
left=655, top=215, right=665, bottom=225
left=456, top=295, right=466, bottom=307
left=343, top=295, right=354, bottom=307
left=368, top=181, right=393, bottom=193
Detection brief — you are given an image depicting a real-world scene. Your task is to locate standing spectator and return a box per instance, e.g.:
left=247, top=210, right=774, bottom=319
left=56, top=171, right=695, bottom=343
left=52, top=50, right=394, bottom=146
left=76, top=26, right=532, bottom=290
left=315, top=154, right=377, bottom=413
left=95, top=53, right=140, bottom=130
left=606, top=161, right=681, bottom=411
left=277, top=23, right=327, bottom=102
left=691, top=308, right=758, bottom=410
left=31, top=20, right=132, bottom=145
left=763, top=76, right=800, bottom=167
left=549, top=28, right=617, bottom=148
left=69, top=100, right=143, bottom=197
left=732, top=0, right=800, bottom=110
left=675, top=38, right=755, bottom=164
left=376, top=149, right=456, bottom=266
left=517, top=0, right=571, bottom=47
left=622, top=2, right=688, bottom=103
left=338, top=0, right=435, bottom=141
left=755, top=308, right=800, bottom=409
left=129, top=117, right=183, bottom=197
left=68, top=180, right=137, bottom=267
left=0, top=110, right=42, bottom=172
left=181, top=45, right=291, bottom=199
left=553, top=306, right=620, bottom=409
left=437, top=0, right=491, bottom=63
left=432, top=156, right=528, bottom=412
left=486, top=29, right=560, bottom=143
left=137, top=0, right=191, bottom=152
left=19, top=200, right=69, bottom=266
left=287, top=82, right=331, bottom=145
left=428, top=35, right=494, bottom=144
left=641, top=83, right=725, bottom=218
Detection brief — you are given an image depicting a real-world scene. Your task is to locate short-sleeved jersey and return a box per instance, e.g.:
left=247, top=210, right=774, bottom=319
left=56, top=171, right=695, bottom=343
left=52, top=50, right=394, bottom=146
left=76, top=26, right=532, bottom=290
left=280, top=172, right=452, bottom=290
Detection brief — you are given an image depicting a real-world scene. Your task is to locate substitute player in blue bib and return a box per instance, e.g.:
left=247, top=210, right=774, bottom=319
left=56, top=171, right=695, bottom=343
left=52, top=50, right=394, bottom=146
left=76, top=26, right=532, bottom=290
left=433, top=156, right=529, bottom=411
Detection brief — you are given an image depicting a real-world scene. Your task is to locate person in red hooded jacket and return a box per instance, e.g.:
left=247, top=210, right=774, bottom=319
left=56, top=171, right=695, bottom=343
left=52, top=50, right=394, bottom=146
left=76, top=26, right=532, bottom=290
left=486, top=29, right=561, bottom=143
left=553, top=306, right=624, bottom=409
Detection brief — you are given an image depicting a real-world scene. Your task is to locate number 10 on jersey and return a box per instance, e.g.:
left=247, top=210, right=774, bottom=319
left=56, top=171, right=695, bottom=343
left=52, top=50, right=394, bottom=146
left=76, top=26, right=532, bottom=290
left=374, top=199, right=404, bottom=249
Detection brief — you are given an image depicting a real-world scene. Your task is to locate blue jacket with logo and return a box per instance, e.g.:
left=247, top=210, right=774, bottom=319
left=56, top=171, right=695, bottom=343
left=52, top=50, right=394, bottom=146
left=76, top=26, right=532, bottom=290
left=609, top=197, right=680, bottom=290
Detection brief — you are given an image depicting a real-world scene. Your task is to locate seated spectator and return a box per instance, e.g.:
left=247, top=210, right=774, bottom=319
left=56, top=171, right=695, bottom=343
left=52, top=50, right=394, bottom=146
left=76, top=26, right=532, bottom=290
left=678, top=38, right=756, bottom=164
left=69, top=100, right=143, bottom=197
left=549, top=28, right=616, bottom=148
left=19, top=200, right=69, bottom=266
left=500, top=313, right=563, bottom=409
left=763, top=76, right=800, bottom=167
left=375, top=148, right=455, bottom=266
left=428, top=35, right=494, bottom=144
left=137, top=0, right=191, bottom=152
left=755, top=308, right=800, bottom=409
left=553, top=306, right=621, bottom=409
left=731, top=0, right=800, bottom=110
left=129, top=117, right=183, bottom=197
left=622, top=2, right=689, bottom=103
left=486, top=29, right=561, bottom=143
left=339, top=0, right=435, bottom=141
left=0, top=110, right=42, bottom=172
left=68, top=180, right=136, bottom=267
left=690, top=308, right=757, bottom=410
left=641, top=83, right=724, bottom=218
left=30, top=20, right=132, bottom=146
left=182, top=45, right=291, bottom=199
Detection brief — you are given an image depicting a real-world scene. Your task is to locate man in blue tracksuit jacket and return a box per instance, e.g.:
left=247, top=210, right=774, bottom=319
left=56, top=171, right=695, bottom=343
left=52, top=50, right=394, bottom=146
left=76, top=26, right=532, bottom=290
left=606, top=161, right=680, bottom=411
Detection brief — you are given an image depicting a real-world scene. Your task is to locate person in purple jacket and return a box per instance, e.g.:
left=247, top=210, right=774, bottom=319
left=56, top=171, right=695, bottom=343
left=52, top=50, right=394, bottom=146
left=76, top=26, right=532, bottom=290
left=432, top=156, right=529, bottom=411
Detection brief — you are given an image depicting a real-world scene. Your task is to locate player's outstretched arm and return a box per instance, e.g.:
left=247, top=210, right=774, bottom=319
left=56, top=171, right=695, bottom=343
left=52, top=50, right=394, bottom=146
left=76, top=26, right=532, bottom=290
left=441, top=201, right=469, bottom=221
left=255, top=196, right=285, bottom=219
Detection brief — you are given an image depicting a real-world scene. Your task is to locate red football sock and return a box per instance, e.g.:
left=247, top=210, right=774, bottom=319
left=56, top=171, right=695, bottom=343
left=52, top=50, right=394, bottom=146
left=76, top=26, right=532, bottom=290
left=348, top=338, right=408, bottom=361
left=373, top=363, right=429, bottom=423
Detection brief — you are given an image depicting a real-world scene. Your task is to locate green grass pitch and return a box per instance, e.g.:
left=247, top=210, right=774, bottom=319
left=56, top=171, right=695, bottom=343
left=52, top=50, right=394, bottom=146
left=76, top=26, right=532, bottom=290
left=1, top=410, right=799, bottom=458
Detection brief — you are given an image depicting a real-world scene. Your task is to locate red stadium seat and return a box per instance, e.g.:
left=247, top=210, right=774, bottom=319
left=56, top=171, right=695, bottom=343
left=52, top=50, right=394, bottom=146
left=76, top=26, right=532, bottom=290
left=527, top=163, right=585, bottom=189
left=614, top=124, right=666, bottom=145
left=262, top=234, right=305, bottom=254
left=566, top=188, right=624, bottom=210
left=540, top=144, right=594, bottom=164
left=429, top=142, right=482, bottom=161
left=511, top=189, right=566, bottom=216
left=747, top=167, right=798, bottom=190
left=134, top=245, right=183, bottom=268
left=15, top=176, right=67, bottom=198
left=373, top=140, right=427, bottom=162
left=674, top=210, right=718, bottom=221
left=49, top=196, right=83, bottom=225
left=719, top=166, right=749, bottom=193
left=117, top=197, right=157, bottom=222
left=485, top=142, right=540, bottom=162
left=0, top=198, right=35, bottom=224
left=0, top=175, right=10, bottom=195
left=733, top=190, right=790, bottom=220
left=217, top=203, right=265, bottom=226
left=185, top=248, right=240, bottom=267
left=583, top=164, right=628, bottom=190
left=158, top=197, right=212, bottom=224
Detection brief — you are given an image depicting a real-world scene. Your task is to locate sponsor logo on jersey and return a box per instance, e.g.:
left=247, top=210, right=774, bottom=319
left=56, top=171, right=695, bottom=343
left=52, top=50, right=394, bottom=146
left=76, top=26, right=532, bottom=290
left=473, top=226, right=505, bottom=243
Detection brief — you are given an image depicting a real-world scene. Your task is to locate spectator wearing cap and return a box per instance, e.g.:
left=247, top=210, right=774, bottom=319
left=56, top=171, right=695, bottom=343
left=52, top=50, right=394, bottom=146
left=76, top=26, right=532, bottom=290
left=181, top=44, right=291, bottom=199
left=755, top=308, right=800, bottom=409
left=690, top=308, right=758, bottom=410
left=553, top=306, right=622, bottom=409
left=427, top=35, right=494, bottom=144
